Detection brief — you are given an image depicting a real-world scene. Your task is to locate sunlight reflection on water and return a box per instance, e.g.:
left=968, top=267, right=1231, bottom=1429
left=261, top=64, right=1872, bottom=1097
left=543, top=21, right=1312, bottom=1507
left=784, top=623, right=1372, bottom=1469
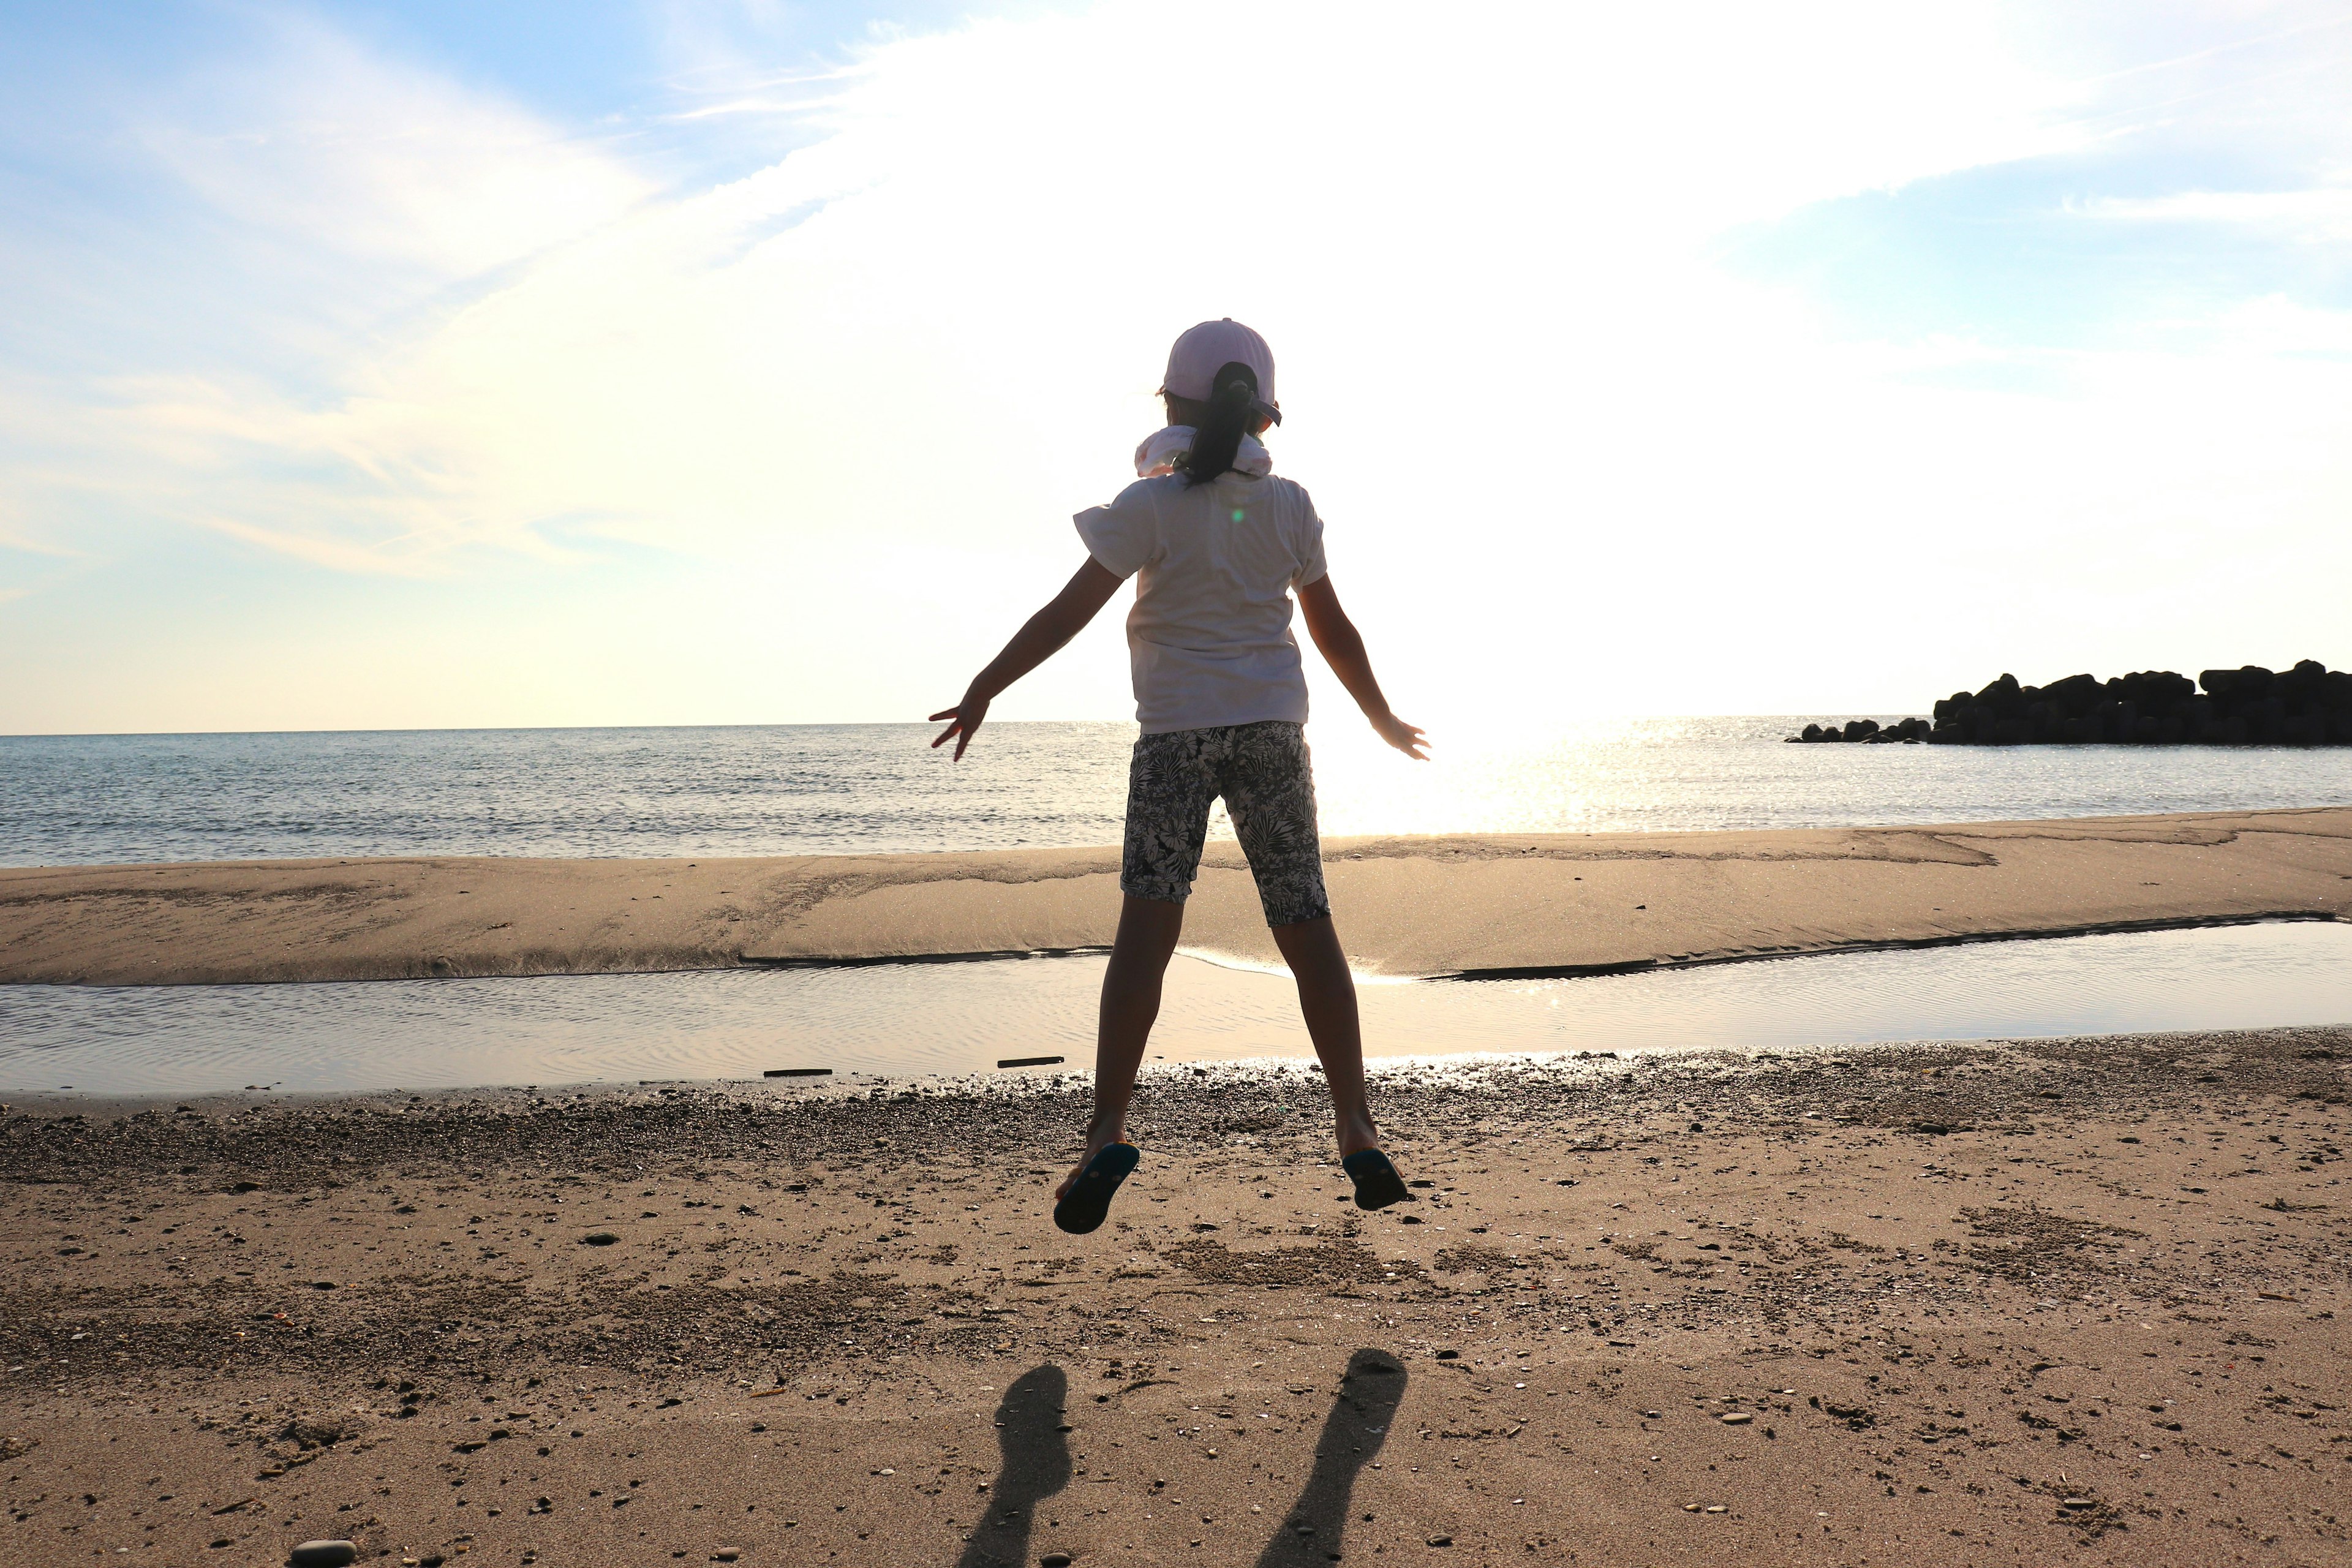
left=4, top=920, right=2346, bottom=1098
left=4, top=718, right=2348, bottom=864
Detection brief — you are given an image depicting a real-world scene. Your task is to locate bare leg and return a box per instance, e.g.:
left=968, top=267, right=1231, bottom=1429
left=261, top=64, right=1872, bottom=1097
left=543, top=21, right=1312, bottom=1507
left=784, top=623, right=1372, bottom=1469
left=1268, top=914, right=1380, bottom=1158
left=1055, top=894, right=1184, bottom=1201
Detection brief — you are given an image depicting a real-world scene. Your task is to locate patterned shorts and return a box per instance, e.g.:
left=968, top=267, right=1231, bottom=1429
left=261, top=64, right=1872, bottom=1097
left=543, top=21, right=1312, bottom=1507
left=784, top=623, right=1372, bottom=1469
left=1121, top=720, right=1330, bottom=927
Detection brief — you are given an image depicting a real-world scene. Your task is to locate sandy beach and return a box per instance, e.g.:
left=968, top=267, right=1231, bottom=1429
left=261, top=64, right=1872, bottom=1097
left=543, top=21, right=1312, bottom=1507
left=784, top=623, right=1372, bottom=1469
left=3, top=807, right=2348, bottom=986
left=2, top=1025, right=2346, bottom=1566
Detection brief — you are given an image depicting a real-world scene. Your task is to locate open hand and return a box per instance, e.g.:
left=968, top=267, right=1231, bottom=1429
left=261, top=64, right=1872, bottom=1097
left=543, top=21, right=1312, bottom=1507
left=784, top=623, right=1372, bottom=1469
left=929, top=692, right=990, bottom=760
left=1371, top=710, right=1429, bottom=761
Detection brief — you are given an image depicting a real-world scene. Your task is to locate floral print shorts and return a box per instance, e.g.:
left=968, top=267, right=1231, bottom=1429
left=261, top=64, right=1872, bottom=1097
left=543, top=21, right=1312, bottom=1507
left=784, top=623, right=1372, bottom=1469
left=1121, top=720, right=1330, bottom=927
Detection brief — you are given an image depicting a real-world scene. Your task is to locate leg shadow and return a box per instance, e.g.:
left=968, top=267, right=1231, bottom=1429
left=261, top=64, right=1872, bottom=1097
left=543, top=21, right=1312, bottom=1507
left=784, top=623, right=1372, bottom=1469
left=956, top=1364, right=1072, bottom=1568
left=1254, top=1349, right=1409, bottom=1566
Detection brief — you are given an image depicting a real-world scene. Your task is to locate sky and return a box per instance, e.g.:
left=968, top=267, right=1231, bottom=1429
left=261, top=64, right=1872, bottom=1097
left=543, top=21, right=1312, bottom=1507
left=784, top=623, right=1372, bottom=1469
left=1, top=0, right=2348, bottom=736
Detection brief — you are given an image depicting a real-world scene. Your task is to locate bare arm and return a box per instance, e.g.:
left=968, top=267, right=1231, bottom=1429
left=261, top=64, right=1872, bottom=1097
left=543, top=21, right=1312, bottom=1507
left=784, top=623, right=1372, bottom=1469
left=930, top=557, right=1124, bottom=760
left=1297, top=575, right=1428, bottom=760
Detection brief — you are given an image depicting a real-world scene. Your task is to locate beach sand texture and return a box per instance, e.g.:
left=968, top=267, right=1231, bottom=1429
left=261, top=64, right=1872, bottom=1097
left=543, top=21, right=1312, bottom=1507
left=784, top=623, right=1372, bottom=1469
left=3, top=1027, right=2345, bottom=1566
left=2, top=806, right=2348, bottom=986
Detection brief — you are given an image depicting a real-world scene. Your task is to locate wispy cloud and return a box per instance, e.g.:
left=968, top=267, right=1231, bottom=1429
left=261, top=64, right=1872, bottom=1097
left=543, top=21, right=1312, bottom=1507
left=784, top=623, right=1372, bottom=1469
left=2084, top=186, right=2352, bottom=240
left=2, top=0, right=2350, bottom=732
left=135, top=13, right=655, bottom=277
left=50, top=2, right=2101, bottom=574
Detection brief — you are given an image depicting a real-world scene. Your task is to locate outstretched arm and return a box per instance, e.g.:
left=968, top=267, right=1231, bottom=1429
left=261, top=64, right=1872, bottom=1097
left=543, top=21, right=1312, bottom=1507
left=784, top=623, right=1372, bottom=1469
left=931, top=557, right=1124, bottom=760
left=1297, top=575, right=1428, bottom=760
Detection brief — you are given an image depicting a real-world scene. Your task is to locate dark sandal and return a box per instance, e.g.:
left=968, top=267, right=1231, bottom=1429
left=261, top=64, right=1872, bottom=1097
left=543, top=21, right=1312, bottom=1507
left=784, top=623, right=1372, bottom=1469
left=1343, top=1148, right=1411, bottom=1211
left=1053, top=1142, right=1140, bottom=1235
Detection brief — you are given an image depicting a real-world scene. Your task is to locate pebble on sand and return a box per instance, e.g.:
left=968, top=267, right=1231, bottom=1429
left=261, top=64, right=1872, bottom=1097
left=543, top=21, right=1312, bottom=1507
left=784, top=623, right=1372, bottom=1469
left=288, top=1542, right=358, bottom=1568
left=582, top=1231, right=620, bottom=1246
left=1720, top=1412, right=1754, bottom=1425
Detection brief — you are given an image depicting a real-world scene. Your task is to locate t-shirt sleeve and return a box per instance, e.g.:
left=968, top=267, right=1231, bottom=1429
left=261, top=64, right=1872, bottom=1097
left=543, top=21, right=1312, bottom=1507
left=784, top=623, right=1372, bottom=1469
left=1073, top=482, right=1160, bottom=579
left=1290, top=486, right=1329, bottom=587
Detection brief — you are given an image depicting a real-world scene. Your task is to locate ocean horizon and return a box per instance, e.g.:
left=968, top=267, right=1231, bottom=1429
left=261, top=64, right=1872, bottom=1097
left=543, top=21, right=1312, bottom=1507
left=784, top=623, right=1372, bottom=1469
left=6, top=715, right=2351, bottom=867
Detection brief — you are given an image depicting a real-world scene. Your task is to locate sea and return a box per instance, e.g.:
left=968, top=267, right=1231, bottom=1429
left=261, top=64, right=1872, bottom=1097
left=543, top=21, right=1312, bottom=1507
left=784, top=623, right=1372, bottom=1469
left=2, top=719, right=2348, bottom=1097
left=4, top=717, right=2349, bottom=864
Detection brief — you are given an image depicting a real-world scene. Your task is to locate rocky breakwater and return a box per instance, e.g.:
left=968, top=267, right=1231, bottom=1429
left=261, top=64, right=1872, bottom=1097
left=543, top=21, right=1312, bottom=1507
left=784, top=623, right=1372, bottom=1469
left=1790, top=660, right=2352, bottom=746
left=1790, top=717, right=1933, bottom=744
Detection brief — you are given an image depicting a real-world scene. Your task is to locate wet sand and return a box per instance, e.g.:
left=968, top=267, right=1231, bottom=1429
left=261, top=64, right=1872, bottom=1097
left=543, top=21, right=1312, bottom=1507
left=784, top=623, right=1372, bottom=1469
left=4, top=1025, right=2347, bottom=1566
left=2, top=806, right=2348, bottom=986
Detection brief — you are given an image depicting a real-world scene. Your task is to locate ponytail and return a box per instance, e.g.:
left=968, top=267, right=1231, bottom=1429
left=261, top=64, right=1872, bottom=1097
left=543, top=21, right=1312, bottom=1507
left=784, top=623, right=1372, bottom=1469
left=1177, top=361, right=1262, bottom=486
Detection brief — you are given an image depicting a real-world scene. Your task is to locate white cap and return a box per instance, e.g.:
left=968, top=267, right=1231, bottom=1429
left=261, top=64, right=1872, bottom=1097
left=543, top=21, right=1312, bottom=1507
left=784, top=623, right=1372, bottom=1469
left=1162, top=318, right=1277, bottom=407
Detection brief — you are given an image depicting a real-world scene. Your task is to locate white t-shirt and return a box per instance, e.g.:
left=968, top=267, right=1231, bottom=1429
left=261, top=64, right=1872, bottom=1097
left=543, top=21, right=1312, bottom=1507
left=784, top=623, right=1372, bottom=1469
left=1074, top=469, right=1329, bottom=735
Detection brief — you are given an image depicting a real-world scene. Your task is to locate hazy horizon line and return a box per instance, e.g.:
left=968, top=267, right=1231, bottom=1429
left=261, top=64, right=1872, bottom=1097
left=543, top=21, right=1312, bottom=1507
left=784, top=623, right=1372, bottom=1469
left=0, top=712, right=1911, bottom=742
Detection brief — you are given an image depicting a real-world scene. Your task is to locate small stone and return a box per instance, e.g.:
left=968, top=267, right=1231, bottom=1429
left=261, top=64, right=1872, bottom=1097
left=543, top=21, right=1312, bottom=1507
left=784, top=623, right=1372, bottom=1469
left=1705, top=1505, right=1727, bottom=1513
left=1427, top=1536, right=1453, bottom=1547
left=1433, top=1349, right=1460, bottom=1360
left=711, top=1551, right=741, bottom=1563
left=1720, top=1412, right=1753, bottom=1425
left=1643, top=1410, right=1662, bottom=1419
left=1041, top=1555, right=1074, bottom=1567
left=288, top=1544, right=358, bottom=1568
left=582, top=1232, right=620, bottom=1246
left=2061, top=1497, right=2096, bottom=1510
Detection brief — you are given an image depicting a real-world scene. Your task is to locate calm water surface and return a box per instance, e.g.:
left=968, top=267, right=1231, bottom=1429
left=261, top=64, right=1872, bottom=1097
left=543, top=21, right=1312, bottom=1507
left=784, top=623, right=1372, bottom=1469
left=4, top=922, right=2346, bottom=1098
left=3, top=718, right=2348, bottom=864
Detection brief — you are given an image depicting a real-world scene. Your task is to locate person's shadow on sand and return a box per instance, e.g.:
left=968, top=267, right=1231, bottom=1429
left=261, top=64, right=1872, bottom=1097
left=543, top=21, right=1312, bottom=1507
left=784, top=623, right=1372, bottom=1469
left=957, top=1365, right=1072, bottom=1568
left=1254, top=1349, right=1409, bottom=1566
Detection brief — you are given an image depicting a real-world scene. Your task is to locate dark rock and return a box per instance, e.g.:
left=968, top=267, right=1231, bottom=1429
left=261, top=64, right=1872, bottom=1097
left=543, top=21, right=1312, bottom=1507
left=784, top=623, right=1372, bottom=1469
left=1853, top=662, right=2351, bottom=747
left=582, top=1231, right=620, bottom=1246
left=287, top=1544, right=357, bottom=1568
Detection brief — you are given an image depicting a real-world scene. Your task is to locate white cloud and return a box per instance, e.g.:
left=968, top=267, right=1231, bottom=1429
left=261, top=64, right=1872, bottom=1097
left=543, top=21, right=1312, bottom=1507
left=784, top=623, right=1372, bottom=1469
left=6, top=0, right=2351, bottom=731
left=2084, top=185, right=2352, bottom=241
left=138, top=14, right=654, bottom=277
left=87, top=2, right=2094, bottom=570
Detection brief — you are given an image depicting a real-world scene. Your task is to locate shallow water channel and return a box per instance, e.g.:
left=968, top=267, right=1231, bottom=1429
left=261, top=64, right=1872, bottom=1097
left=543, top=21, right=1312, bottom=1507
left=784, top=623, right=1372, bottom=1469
left=3, top=919, right=2348, bottom=1099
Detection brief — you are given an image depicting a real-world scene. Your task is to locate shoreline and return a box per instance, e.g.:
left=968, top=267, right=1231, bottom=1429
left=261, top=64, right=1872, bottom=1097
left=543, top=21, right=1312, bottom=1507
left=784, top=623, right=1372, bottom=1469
left=4, top=1024, right=2345, bottom=1566
left=2, top=805, right=2348, bottom=987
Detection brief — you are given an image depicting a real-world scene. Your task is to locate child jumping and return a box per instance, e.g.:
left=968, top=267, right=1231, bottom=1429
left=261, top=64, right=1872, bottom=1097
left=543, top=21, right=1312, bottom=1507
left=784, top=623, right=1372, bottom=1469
left=930, top=318, right=1428, bottom=1234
